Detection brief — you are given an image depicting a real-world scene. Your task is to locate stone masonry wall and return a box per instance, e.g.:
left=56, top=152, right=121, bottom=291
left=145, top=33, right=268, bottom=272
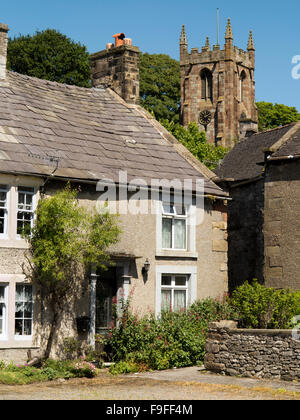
left=264, top=160, right=300, bottom=290
left=204, top=322, right=300, bottom=381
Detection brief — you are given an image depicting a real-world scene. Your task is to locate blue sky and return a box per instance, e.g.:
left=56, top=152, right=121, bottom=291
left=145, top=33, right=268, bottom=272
left=2, top=0, right=300, bottom=110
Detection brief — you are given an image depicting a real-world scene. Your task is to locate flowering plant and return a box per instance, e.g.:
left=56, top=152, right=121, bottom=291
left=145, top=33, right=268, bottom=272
left=71, top=359, right=97, bottom=378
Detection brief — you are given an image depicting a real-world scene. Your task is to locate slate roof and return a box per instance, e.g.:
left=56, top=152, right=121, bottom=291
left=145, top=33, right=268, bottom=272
left=0, top=71, right=225, bottom=197
left=214, top=123, right=298, bottom=182
left=271, top=124, right=300, bottom=159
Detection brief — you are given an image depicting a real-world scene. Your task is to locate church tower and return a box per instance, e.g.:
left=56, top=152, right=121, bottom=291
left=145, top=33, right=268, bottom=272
left=180, top=20, right=258, bottom=148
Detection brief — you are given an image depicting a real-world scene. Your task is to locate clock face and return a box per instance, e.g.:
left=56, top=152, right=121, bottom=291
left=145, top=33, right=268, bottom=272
left=199, top=110, right=212, bottom=126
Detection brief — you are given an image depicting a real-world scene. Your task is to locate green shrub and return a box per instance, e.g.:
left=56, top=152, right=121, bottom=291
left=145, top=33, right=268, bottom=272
left=0, top=358, right=97, bottom=385
left=231, top=280, right=300, bottom=329
left=105, top=297, right=233, bottom=372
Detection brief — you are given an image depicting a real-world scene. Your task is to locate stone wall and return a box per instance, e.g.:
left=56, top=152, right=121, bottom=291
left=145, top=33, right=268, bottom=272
left=226, top=179, right=264, bottom=293
left=204, top=322, right=300, bottom=381
left=264, top=160, right=300, bottom=290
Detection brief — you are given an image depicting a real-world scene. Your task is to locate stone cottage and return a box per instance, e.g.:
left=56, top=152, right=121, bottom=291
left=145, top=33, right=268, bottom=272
left=215, top=121, right=300, bottom=292
left=0, top=23, right=229, bottom=361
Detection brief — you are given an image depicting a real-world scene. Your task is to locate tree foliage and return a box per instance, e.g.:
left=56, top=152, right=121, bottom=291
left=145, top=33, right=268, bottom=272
left=24, top=185, right=120, bottom=358
left=256, top=101, right=300, bottom=131
left=7, top=29, right=91, bottom=87
left=160, top=120, right=228, bottom=170
left=139, top=53, right=180, bottom=122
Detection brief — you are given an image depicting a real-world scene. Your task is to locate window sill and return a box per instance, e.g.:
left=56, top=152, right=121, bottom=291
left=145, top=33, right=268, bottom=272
left=156, top=250, right=198, bottom=259
left=0, top=239, right=29, bottom=249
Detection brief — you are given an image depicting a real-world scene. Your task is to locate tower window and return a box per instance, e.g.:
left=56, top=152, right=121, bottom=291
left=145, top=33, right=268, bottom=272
left=200, top=69, right=213, bottom=100
left=240, top=70, right=246, bottom=102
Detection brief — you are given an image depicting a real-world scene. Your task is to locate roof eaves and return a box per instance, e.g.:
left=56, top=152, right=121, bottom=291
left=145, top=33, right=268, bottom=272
left=266, top=121, right=300, bottom=153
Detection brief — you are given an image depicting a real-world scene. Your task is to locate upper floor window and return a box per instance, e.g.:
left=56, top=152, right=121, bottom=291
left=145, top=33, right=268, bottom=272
left=17, top=186, right=35, bottom=236
left=162, top=203, right=187, bottom=250
left=0, top=185, right=8, bottom=236
left=201, top=69, right=213, bottom=100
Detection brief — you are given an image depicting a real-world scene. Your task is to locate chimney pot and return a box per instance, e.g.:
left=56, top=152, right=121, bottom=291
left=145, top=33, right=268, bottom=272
left=113, top=33, right=126, bottom=48
left=106, top=43, right=114, bottom=50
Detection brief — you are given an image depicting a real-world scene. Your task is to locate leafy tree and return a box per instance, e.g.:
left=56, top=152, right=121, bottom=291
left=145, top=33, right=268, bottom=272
left=140, top=53, right=180, bottom=122
left=256, top=102, right=300, bottom=131
left=7, top=29, right=91, bottom=87
left=23, top=185, right=120, bottom=359
left=160, top=119, right=228, bottom=170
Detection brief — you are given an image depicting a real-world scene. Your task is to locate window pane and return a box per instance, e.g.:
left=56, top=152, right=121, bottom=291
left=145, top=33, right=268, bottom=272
left=15, top=319, right=23, bottom=335
left=16, top=285, right=24, bottom=301
left=175, top=276, right=187, bottom=286
left=24, top=303, right=33, bottom=319
left=15, top=302, right=23, bottom=318
left=0, top=286, right=4, bottom=302
left=24, top=285, right=33, bottom=302
left=0, top=303, right=3, bottom=318
left=24, top=319, right=32, bottom=336
left=162, top=218, right=172, bottom=249
left=174, top=290, right=186, bottom=312
left=161, top=275, right=172, bottom=286
left=0, top=191, right=7, bottom=207
left=161, top=290, right=172, bottom=311
left=162, top=203, right=174, bottom=214
left=174, top=219, right=186, bottom=249
left=174, top=204, right=186, bottom=216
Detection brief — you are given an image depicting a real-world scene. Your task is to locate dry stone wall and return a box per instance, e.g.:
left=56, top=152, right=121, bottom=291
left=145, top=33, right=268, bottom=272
left=204, top=322, right=300, bottom=381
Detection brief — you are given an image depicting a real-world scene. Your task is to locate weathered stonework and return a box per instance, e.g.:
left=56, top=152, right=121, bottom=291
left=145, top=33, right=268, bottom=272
left=0, top=23, right=8, bottom=80
left=264, top=160, right=300, bottom=289
left=180, top=22, right=258, bottom=148
left=91, top=44, right=140, bottom=104
left=205, top=323, right=300, bottom=381
left=226, top=179, right=264, bottom=292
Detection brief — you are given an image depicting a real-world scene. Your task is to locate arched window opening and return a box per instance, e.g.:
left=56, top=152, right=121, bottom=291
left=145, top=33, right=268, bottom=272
left=200, top=69, right=213, bottom=101
left=240, top=70, right=246, bottom=102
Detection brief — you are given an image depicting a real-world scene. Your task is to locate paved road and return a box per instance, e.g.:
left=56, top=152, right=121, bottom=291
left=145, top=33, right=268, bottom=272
left=0, top=366, right=299, bottom=400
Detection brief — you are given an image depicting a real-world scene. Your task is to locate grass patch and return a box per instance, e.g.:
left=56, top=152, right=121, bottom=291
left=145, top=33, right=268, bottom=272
left=0, top=359, right=98, bottom=385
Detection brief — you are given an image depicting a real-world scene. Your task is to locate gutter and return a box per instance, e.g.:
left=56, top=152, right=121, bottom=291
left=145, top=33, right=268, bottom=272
left=0, top=170, right=231, bottom=200
left=267, top=154, right=300, bottom=162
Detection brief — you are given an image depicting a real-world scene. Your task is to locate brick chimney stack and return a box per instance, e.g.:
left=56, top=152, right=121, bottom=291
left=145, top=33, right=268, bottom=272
left=0, top=23, right=9, bottom=80
left=91, top=33, right=140, bottom=104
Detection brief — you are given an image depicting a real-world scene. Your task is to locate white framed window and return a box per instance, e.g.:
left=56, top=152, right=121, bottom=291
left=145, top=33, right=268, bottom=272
left=15, top=284, right=33, bottom=337
left=162, top=202, right=187, bottom=250
left=0, top=284, right=7, bottom=338
left=156, top=266, right=197, bottom=316
left=161, top=274, right=189, bottom=312
left=0, top=185, right=9, bottom=237
left=17, top=186, right=35, bottom=236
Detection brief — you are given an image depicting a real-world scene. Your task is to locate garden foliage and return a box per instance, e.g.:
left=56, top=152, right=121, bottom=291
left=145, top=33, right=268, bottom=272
left=230, top=280, right=300, bottom=329
left=106, top=297, right=236, bottom=374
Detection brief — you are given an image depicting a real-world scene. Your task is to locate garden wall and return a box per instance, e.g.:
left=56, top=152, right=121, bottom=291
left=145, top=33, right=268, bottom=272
left=204, top=322, right=300, bottom=381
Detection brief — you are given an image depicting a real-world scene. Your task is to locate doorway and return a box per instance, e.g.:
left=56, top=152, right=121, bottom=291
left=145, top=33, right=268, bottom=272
left=95, top=267, right=117, bottom=332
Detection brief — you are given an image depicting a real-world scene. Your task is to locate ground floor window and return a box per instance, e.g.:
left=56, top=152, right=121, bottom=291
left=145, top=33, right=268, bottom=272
left=161, top=274, right=189, bottom=312
left=0, top=284, right=7, bottom=337
left=15, top=284, right=33, bottom=336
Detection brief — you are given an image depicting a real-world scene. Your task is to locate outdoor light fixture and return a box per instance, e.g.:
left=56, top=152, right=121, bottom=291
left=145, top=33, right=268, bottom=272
left=142, top=258, right=150, bottom=277
left=143, top=258, right=150, bottom=273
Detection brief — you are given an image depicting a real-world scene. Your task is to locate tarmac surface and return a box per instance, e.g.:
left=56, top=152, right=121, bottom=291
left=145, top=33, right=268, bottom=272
left=0, top=366, right=299, bottom=401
